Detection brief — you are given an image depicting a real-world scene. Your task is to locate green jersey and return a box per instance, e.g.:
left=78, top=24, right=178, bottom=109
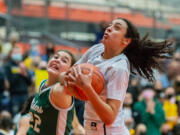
left=27, top=80, right=74, bottom=135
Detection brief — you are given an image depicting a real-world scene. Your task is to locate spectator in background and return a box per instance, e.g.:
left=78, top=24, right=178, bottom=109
left=161, top=87, right=178, bottom=135
left=153, top=80, right=164, bottom=100
left=23, top=39, right=40, bottom=68
left=34, top=60, right=48, bottom=92
left=135, top=124, right=147, bottom=135
left=174, top=75, right=180, bottom=117
left=166, top=57, right=180, bottom=84
left=123, top=92, right=134, bottom=129
left=127, top=76, right=140, bottom=104
left=123, top=92, right=135, bottom=134
left=154, top=58, right=171, bottom=89
left=3, top=46, right=32, bottom=116
left=43, top=42, right=55, bottom=62
left=0, top=67, right=7, bottom=97
left=0, top=35, right=3, bottom=66
left=28, top=39, right=40, bottom=57
left=173, top=75, right=180, bottom=135
left=1, top=32, right=19, bottom=63
left=173, top=52, right=180, bottom=62
left=0, top=67, right=10, bottom=112
left=0, top=110, right=13, bottom=135
left=133, top=88, right=166, bottom=135
left=174, top=75, right=180, bottom=94
left=93, top=21, right=108, bottom=44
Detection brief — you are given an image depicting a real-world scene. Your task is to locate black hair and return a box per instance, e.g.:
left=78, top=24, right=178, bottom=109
left=119, top=18, right=173, bottom=81
left=0, top=111, right=12, bottom=130
left=21, top=94, right=35, bottom=115
left=56, top=50, right=76, bottom=66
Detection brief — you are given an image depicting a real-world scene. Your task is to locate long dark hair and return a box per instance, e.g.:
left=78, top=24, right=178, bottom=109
left=21, top=94, right=35, bottom=115
left=121, top=18, right=173, bottom=81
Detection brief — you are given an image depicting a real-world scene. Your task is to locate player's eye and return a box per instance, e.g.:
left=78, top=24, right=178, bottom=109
left=61, top=58, right=68, bottom=63
left=54, top=55, right=59, bottom=59
left=114, top=25, right=121, bottom=30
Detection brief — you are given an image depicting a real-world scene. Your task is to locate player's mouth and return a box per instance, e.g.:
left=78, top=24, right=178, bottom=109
left=49, top=63, right=60, bottom=71
left=103, top=33, right=109, bottom=39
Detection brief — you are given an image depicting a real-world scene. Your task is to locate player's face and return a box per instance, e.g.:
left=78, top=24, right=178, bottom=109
left=47, top=51, right=72, bottom=76
left=102, top=19, right=128, bottom=48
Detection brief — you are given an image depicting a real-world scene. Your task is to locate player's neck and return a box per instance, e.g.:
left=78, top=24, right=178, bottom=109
left=47, top=77, right=57, bottom=86
left=102, top=48, right=123, bottom=59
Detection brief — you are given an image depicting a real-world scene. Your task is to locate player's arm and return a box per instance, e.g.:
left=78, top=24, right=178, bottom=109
left=16, top=116, right=31, bottom=135
left=68, top=65, right=128, bottom=125
left=72, top=109, right=85, bottom=135
left=81, top=85, right=121, bottom=125
left=50, top=83, right=72, bottom=109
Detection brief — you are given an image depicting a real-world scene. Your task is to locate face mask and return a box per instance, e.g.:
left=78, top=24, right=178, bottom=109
left=155, top=89, right=162, bottom=94
left=143, top=90, right=154, bottom=100
left=175, top=81, right=180, bottom=86
left=40, top=67, right=46, bottom=70
left=170, top=97, right=176, bottom=104
left=11, top=54, right=22, bottom=62
left=167, top=94, right=174, bottom=99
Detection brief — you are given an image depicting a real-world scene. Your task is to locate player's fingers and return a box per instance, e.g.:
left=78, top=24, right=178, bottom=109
left=72, top=67, right=78, bottom=77
left=88, top=68, right=93, bottom=77
left=66, top=69, right=72, bottom=75
left=77, top=65, right=82, bottom=75
left=67, top=81, right=76, bottom=87
left=68, top=73, right=76, bottom=81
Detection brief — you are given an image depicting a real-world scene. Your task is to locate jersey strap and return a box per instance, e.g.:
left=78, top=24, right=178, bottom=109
left=38, top=80, right=57, bottom=96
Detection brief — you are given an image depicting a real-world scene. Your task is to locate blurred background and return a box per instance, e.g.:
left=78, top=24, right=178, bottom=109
left=0, top=0, right=180, bottom=135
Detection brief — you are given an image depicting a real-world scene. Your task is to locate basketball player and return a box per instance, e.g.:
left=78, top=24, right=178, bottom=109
left=27, top=50, right=77, bottom=135
left=65, top=18, right=173, bottom=135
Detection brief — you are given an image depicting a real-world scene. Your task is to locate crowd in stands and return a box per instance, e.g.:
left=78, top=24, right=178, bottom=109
left=0, top=31, right=180, bottom=135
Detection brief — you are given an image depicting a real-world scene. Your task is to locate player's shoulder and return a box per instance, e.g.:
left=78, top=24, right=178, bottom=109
left=111, top=54, right=129, bottom=70
left=87, top=43, right=104, bottom=54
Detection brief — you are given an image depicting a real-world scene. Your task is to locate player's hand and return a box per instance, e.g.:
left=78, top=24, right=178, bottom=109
left=58, top=72, right=68, bottom=86
left=19, top=62, right=28, bottom=76
left=146, top=99, right=155, bottom=114
left=67, top=65, right=93, bottom=91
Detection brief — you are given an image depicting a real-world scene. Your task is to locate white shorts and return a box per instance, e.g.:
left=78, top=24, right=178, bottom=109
left=84, top=120, right=130, bottom=135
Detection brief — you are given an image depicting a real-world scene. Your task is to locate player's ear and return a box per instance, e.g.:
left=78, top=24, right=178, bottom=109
left=123, top=38, right=131, bottom=47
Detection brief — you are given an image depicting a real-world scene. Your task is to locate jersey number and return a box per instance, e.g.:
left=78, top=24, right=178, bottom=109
left=30, top=112, right=41, bottom=133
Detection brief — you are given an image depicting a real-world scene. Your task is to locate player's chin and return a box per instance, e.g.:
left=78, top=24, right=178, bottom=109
left=101, top=38, right=108, bottom=45
left=47, top=68, right=59, bottom=77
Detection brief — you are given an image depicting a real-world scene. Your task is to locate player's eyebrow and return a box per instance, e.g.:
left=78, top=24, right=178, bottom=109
left=63, top=56, right=70, bottom=62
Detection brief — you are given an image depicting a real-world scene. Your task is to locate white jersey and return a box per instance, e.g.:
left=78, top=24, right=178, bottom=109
left=76, top=43, right=130, bottom=134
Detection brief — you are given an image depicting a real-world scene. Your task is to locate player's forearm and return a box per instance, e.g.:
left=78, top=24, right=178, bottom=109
left=85, top=85, right=117, bottom=125
left=50, top=84, right=72, bottom=109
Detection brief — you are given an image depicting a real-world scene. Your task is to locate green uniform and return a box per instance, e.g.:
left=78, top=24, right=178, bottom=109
left=27, top=80, right=74, bottom=135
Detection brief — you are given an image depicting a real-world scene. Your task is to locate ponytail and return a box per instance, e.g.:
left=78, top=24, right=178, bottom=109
left=120, top=18, right=173, bottom=81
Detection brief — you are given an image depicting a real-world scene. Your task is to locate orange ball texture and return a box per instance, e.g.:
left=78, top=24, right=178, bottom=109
left=66, top=63, right=105, bottom=101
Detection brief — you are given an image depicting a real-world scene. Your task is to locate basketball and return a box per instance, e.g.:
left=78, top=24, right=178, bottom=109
left=65, top=63, right=105, bottom=101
